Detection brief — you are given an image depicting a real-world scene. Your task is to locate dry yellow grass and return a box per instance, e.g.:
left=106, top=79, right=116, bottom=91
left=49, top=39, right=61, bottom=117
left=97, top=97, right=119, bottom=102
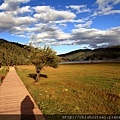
left=16, top=63, right=120, bottom=114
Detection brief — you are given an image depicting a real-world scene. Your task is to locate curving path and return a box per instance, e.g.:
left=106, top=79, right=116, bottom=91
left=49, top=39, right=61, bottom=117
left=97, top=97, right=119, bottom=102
left=0, top=67, right=45, bottom=120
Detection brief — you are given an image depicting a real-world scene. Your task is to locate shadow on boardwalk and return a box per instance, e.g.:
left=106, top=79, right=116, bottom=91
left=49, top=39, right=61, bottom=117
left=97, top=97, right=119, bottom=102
left=20, top=95, right=36, bottom=120
left=0, top=67, right=45, bottom=120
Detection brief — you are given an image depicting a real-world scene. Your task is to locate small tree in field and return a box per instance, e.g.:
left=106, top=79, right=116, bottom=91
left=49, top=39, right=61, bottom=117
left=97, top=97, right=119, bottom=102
left=31, top=46, right=61, bottom=82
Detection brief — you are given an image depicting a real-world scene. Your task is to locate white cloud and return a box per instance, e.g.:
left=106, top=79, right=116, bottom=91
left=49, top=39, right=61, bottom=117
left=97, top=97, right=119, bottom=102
left=96, top=0, right=120, bottom=8
left=33, top=6, right=50, bottom=13
left=16, top=6, right=32, bottom=14
left=10, top=25, right=31, bottom=35
left=0, top=0, right=120, bottom=49
left=53, top=18, right=88, bottom=24
left=0, top=3, right=8, bottom=10
left=16, top=16, right=36, bottom=25
left=5, top=0, right=30, bottom=3
left=104, top=10, right=120, bottom=15
left=0, top=0, right=35, bottom=32
left=0, top=11, right=36, bottom=32
left=75, top=21, right=93, bottom=28
left=70, top=27, right=120, bottom=48
left=0, top=12, right=15, bottom=31
left=66, top=5, right=91, bottom=14
left=29, top=24, right=120, bottom=48
left=30, top=29, right=71, bottom=42
left=94, top=0, right=120, bottom=16
left=0, top=0, right=30, bottom=11
left=33, top=6, right=76, bottom=22
left=16, top=34, right=26, bottom=38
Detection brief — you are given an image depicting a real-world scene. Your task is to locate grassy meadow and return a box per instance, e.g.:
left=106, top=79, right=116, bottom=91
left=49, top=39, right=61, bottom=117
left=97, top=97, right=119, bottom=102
left=16, top=63, right=120, bottom=115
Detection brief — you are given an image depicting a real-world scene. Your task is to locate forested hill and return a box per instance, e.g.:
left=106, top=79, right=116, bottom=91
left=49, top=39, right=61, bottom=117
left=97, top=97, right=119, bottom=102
left=59, top=45, right=120, bottom=61
left=0, top=39, right=32, bottom=65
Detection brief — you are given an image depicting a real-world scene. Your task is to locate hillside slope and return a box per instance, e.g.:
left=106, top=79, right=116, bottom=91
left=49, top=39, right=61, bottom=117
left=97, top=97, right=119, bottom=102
left=59, top=46, right=120, bottom=61
left=0, top=39, right=32, bottom=65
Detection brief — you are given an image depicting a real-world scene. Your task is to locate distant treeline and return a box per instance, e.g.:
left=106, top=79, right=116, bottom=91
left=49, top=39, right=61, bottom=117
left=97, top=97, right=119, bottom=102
left=59, top=45, right=120, bottom=61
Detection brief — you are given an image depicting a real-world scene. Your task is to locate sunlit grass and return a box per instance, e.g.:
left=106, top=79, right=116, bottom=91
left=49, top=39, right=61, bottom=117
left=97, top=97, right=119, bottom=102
left=16, top=63, right=120, bottom=114
left=0, top=66, right=9, bottom=85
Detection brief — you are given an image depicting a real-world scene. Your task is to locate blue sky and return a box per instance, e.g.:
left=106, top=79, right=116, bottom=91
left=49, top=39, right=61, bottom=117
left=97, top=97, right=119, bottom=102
left=0, top=0, right=120, bottom=54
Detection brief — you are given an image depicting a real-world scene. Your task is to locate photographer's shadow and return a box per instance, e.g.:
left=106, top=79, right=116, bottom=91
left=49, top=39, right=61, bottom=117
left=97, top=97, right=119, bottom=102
left=20, top=95, right=36, bottom=120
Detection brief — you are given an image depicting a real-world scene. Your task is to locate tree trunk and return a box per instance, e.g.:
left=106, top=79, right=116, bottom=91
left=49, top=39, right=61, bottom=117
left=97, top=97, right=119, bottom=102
left=36, top=70, right=40, bottom=82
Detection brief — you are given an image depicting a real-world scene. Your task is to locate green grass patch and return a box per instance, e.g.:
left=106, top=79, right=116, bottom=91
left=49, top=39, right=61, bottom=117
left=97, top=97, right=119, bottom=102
left=16, top=63, right=120, bottom=114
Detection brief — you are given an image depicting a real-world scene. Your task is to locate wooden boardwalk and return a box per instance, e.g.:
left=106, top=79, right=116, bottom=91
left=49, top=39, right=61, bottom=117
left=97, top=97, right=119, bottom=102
left=0, top=67, right=45, bottom=120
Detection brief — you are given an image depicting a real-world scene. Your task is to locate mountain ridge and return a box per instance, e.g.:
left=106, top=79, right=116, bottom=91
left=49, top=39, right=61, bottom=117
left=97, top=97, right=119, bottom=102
left=59, top=45, right=120, bottom=61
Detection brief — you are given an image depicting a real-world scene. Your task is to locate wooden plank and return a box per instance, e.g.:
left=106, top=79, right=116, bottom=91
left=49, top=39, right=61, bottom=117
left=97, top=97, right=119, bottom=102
left=0, top=67, right=45, bottom=120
